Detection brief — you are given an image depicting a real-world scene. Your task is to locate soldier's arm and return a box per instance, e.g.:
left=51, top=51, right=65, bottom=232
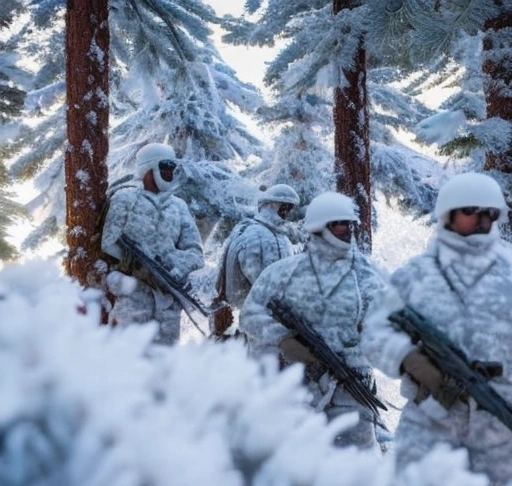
left=101, top=190, right=133, bottom=260
left=166, top=200, right=205, bottom=278
left=361, top=267, right=419, bottom=378
left=240, top=264, right=292, bottom=355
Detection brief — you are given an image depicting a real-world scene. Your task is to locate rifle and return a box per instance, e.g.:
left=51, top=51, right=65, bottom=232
left=118, top=234, right=217, bottom=335
left=267, top=298, right=387, bottom=416
left=388, top=305, right=512, bottom=432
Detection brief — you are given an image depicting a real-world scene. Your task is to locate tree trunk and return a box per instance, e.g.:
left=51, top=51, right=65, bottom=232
left=65, top=0, right=111, bottom=289
left=482, top=7, right=512, bottom=174
left=332, top=0, right=372, bottom=253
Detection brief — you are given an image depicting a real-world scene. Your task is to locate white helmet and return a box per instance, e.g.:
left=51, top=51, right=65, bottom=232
left=258, top=184, right=300, bottom=209
left=136, top=143, right=178, bottom=191
left=304, top=192, right=359, bottom=233
left=434, top=172, right=507, bottom=222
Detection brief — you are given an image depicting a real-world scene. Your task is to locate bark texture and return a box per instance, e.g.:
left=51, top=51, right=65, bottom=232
left=332, top=1, right=372, bottom=253
left=65, top=0, right=111, bottom=288
left=482, top=7, right=512, bottom=173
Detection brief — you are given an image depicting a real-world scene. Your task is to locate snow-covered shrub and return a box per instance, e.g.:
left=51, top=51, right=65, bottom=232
left=0, top=259, right=488, bottom=486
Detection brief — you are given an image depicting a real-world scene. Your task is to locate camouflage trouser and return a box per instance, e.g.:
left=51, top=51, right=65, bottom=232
left=109, top=280, right=181, bottom=345
left=309, top=369, right=379, bottom=451
left=395, top=398, right=512, bottom=486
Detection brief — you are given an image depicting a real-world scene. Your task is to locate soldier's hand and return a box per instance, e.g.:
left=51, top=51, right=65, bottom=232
left=401, top=348, right=443, bottom=398
left=279, top=337, right=317, bottom=365
left=169, top=267, right=185, bottom=283
left=279, top=337, right=326, bottom=381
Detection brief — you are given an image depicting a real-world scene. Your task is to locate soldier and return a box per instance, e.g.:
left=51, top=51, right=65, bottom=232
left=239, top=191, right=385, bottom=449
left=362, top=172, right=512, bottom=485
left=101, top=143, right=204, bottom=344
left=211, top=184, right=300, bottom=338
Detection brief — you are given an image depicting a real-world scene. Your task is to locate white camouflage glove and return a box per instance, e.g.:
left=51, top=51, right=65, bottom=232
left=106, top=271, right=138, bottom=297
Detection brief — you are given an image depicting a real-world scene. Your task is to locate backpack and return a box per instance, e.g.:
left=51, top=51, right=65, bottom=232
left=95, top=175, right=138, bottom=252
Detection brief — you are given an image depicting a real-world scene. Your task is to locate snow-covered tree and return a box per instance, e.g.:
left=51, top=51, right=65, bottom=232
left=2, top=0, right=263, bottom=253
left=248, top=93, right=335, bottom=215
left=481, top=6, right=512, bottom=174
left=222, top=1, right=444, bottom=249
left=64, top=0, right=110, bottom=288
left=0, top=0, right=29, bottom=261
left=368, top=1, right=512, bottom=188
left=0, top=167, right=25, bottom=261
left=0, top=0, right=27, bottom=125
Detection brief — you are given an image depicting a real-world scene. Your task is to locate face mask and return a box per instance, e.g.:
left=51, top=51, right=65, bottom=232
left=153, top=159, right=177, bottom=192
left=325, top=220, right=352, bottom=243
left=321, top=228, right=352, bottom=250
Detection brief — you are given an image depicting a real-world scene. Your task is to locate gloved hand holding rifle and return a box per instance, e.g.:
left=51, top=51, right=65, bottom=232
left=389, top=305, right=512, bottom=431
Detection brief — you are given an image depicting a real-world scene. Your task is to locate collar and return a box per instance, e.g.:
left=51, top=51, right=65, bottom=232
left=254, top=206, right=286, bottom=233
left=429, top=225, right=500, bottom=268
left=308, top=234, right=353, bottom=262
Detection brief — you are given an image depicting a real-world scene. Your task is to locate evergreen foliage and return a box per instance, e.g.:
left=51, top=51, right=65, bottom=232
left=2, top=0, right=511, bottom=253
left=0, top=0, right=28, bottom=260
left=252, top=93, right=335, bottom=211
left=1, top=0, right=264, bottom=252
left=222, top=0, right=442, bottom=218
left=220, top=0, right=512, bottom=223
left=366, top=0, right=499, bottom=64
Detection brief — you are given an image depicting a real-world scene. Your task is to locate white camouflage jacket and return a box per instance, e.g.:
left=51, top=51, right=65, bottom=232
left=101, top=184, right=204, bottom=280
left=223, top=211, right=294, bottom=308
left=362, top=227, right=512, bottom=404
left=240, top=235, right=385, bottom=369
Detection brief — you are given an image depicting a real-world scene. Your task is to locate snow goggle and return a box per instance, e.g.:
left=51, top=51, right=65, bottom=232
left=327, top=220, right=352, bottom=228
left=277, top=203, right=295, bottom=219
left=459, top=206, right=501, bottom=222
left=158, top=159, right=177, bottom=171
left=158, top=159, right=177, bottom=181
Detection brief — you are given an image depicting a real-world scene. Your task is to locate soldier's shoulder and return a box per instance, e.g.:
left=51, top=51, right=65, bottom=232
left=108, top=176, right=139, bottom=194
left=165, top=193, right=191, bottom=210
left=228, top=218, right=263, bottom=240
left=496, top=239, right=512, bottom=267
left=107, top=184, right=140, bottom=207
left=390, top=254, right=430, bottom=284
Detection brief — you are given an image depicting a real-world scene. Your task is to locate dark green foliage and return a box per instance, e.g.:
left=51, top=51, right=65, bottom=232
left=0, top=165, right=26, bottom=260
left=438, top=134, right=480, bottom=158
left=0, top=77, right=25, bottom=123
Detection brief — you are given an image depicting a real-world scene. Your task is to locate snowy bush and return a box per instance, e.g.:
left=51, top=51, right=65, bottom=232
left=0, top=260, right=489, bottom=485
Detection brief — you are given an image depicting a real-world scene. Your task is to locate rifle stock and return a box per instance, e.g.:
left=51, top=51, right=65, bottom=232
left=388, top=305, right=512, bottom=432
left=267, top=298, right=387, bottom=416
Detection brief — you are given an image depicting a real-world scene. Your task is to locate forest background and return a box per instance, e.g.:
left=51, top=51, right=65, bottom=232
left=0, top=1, right=511, bottom=485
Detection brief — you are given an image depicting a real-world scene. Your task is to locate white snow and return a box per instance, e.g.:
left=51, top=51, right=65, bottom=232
left=0, top=258, right=492, bottom=486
